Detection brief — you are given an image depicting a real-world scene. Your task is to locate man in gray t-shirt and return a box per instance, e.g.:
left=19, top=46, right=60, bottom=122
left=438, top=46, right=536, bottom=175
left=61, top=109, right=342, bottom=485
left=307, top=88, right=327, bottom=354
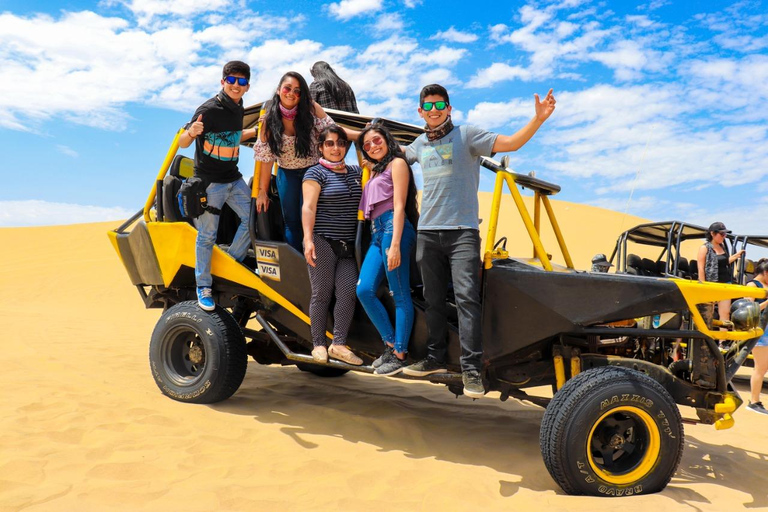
left=401, top=84, right=556, bottom=399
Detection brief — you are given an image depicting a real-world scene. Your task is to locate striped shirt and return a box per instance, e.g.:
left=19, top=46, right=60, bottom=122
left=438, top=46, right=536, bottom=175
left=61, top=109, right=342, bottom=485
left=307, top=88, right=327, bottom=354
left=303, top=164, right=362, bottom=240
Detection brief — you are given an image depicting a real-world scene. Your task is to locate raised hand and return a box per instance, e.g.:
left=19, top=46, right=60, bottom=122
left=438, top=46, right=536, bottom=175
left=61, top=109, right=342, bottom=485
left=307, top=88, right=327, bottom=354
left=534, top=89, right=556, bottom=122
left=188, top=114, right=204, bottom=139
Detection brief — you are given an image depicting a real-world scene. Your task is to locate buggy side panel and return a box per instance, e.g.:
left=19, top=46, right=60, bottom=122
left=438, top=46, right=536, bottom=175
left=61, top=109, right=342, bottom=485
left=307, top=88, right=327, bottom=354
left=108, top=220, right=163, bottom=286
left=482, top=260, right=688, bottom=360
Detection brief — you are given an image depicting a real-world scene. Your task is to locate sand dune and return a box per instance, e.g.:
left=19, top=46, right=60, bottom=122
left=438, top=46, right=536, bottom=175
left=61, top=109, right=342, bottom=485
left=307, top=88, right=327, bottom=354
left=2, top=197, right=767, bottom=511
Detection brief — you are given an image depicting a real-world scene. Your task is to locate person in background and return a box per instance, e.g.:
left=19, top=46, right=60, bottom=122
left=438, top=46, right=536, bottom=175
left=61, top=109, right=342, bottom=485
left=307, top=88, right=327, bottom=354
left=309, top=61, right=359, bottom=113
left=301, top=126, right=363, bottom=365
left=400, top=83, right=556, bottom=399
left=697, top=221, right=745, bottom=323
left=357, top=125, right=419, bottom=376
left=745, top=258, right=768, bottom=415
left=590, top=254, right=613, bottom=273
left=178, top=60, right=256, bottom=311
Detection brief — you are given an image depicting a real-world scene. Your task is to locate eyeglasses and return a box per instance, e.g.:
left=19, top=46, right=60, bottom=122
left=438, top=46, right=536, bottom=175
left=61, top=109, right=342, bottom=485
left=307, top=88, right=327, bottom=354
left=323, top=139, right=347, bottom=148
left=421, top=101, right=448, bottom=111
left=224, top=76, right=249, bottom=86
left=281, top=85, right=301, bottom=96
left=362, top=135, right=385, bottom=152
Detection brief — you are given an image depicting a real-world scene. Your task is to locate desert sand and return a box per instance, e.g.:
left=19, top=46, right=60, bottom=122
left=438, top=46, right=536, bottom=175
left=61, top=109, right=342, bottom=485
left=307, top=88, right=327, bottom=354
left=2, top=193, right=767, bottom=511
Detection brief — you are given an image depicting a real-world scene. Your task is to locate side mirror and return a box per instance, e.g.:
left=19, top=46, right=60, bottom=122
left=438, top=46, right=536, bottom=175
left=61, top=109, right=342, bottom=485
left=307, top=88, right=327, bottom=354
left=500, top=155, right=510, bottom=169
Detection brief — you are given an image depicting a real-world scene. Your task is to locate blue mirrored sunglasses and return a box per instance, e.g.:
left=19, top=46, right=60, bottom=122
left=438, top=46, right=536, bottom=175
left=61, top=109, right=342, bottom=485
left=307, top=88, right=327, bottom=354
left=224, top=76, right=249, bottom=86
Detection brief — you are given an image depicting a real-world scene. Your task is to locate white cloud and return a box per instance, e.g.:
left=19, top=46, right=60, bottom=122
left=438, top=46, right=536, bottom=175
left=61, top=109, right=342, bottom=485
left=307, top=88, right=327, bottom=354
left=466, top=63, right=532, bottom=88
left=56, top=145, right=79, bottom=158
left=430, top=27, right=478, bottom=43
left=374, top=13, right=405, bottom=32
left=0, top=201, right=134, bottom=227
left=327, top=0, right=383, bottom=20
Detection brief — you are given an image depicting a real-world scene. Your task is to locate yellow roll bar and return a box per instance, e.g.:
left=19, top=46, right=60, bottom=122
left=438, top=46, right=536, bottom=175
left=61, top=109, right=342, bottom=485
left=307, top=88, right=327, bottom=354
left=143, top=128, right=184, bottom=221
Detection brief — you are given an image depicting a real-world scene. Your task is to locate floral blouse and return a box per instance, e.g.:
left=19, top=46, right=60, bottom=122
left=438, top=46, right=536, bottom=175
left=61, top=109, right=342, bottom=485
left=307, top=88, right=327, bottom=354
left=253, top=114, right=335, bottom=169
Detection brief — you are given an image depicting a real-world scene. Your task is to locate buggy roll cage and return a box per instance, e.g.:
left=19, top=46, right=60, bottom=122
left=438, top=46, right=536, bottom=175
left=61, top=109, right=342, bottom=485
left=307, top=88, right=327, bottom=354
left=137, top=106, right=574, bottom=273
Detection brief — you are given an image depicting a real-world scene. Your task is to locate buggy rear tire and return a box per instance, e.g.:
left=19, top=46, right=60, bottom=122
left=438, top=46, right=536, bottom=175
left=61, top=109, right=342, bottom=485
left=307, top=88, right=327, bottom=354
left=149, top=301, right=247, bottom=404
left=540, top=366, right=684, bottom=496
left=296, top=363, right=349, bottom=378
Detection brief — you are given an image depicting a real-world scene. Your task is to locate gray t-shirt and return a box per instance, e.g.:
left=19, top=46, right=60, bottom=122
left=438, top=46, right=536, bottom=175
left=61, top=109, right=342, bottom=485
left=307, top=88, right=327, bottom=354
left=405, top=125, right=497, bottom=230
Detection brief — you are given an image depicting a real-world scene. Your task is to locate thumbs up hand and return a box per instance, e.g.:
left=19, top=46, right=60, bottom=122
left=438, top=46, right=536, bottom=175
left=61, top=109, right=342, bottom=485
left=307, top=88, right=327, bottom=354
left=188, top=114, right=204, bottom=139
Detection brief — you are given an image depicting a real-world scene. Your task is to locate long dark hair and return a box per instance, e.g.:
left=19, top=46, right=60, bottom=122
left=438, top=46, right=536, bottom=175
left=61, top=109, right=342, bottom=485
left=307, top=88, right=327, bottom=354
left=358, top=124, right=419, bottom=228
left=310, top=61, right=357, bottom=112
left=264, top=71, right=314, bottom=159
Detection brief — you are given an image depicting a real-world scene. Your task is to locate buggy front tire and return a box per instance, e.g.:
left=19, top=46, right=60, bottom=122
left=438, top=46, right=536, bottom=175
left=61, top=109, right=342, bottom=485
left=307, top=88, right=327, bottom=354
left=540, top=366, right=684, bottom=496
left=149, top=301, right=247, bottom=404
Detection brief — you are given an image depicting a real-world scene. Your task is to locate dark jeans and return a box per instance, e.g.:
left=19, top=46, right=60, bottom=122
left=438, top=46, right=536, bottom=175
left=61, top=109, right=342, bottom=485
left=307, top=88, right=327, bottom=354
left=276, top=166, right=308, bottom=252
left=416, top=229, right=483, bottom=372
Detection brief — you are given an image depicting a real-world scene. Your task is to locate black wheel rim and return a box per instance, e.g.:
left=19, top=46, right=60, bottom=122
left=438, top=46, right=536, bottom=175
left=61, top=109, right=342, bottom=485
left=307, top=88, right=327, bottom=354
left=161, top=325, right=207, bottom=387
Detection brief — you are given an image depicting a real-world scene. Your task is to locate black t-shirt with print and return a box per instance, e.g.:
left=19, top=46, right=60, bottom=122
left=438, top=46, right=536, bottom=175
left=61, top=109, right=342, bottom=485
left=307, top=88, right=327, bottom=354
left=185, top=90, right=244, bottom=184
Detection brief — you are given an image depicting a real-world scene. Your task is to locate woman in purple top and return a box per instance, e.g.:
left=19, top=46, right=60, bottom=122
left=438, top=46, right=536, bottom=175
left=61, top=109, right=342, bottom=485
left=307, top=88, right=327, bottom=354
left=357, top=125, right=419, bottom=375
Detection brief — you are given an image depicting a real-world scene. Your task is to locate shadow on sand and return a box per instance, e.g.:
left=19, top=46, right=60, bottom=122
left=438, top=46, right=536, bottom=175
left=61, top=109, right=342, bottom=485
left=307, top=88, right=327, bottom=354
left=212, top=364, right=768, bottom=503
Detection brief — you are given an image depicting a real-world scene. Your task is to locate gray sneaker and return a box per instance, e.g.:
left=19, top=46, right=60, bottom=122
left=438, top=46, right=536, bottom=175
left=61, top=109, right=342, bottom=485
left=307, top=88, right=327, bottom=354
left=747, top=401, right=768, bottom=415
left=462, top=370, right=485, bottom=399
left=375, top=356, right=407, bottom=376
left=402, top=357, right=447, bottom=377
left=372, top=346, right=395, bottom=369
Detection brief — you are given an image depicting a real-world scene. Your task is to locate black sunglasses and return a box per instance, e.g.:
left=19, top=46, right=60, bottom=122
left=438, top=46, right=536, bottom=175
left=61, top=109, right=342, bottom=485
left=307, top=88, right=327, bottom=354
left=224, top=76, right=249, bottom=86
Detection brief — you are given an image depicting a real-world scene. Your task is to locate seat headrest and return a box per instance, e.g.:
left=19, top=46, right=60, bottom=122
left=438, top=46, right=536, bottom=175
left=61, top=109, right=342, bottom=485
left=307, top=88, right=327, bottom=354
left=169, top=155, right=194, bottom=179
left=627, top=254, right=642, bottom=268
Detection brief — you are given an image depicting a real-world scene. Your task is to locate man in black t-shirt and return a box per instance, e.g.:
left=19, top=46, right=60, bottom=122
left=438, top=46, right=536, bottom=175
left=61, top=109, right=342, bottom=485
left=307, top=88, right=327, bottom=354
left=178, top=60, right=257, bottom=311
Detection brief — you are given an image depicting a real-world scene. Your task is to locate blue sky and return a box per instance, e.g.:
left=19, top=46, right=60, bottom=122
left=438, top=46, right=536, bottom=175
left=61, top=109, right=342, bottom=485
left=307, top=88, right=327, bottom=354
left=1, top=0, right=767, bottom=234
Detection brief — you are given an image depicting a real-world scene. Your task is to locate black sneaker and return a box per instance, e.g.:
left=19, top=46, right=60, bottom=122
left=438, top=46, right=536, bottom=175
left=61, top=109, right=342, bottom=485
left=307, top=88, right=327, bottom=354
left=372, top=346, right=395, bottom=369
left=747, top=401, right=768, bottom=415
left=462, top=370, right=485, bottom=399
left=375, top=356, right=407, bottom=376
left=402, top=357, right=447, bottom=377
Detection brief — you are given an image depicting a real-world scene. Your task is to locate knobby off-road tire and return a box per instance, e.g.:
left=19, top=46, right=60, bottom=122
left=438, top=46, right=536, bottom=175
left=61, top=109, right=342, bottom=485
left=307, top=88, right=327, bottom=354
left=296, top=363, right=349, bottom=378
left=149, top=301, right=247, bottom=404
left=540, top=366, right=684, bottom=497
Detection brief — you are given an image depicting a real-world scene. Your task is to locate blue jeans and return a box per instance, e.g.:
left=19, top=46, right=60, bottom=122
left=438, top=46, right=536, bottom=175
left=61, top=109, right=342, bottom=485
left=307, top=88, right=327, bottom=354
left=416, top=229, right=483, bottom=372
left=195, top=179, right=252, bottom=287
left=277, top=166, right=308, bottom=252
left=357, top=210, right=416, bottom=354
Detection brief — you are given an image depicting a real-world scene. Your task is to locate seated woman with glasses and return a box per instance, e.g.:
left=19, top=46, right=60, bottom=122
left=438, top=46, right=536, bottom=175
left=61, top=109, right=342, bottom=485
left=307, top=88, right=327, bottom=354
left=254, top=72, right=359, bottom=252
left=356, top=125, right=419, bottom=375
left=301, top=126, right=363, bottom=365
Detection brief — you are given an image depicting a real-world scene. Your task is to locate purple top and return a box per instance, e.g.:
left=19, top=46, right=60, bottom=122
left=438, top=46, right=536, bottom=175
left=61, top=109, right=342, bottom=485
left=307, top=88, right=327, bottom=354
left=359, top=164, right=395, bottom=220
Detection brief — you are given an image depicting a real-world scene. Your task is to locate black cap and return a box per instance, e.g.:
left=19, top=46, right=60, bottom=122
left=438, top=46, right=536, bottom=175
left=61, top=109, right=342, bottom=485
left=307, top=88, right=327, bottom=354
left=708, top=222, right=731, bottom=234
left=591, top=254, right=613, bottom=267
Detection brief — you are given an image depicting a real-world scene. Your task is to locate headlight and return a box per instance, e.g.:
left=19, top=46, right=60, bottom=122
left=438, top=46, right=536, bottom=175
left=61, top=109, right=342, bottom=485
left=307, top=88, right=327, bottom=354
left=730, top=298, right=760, bottom=331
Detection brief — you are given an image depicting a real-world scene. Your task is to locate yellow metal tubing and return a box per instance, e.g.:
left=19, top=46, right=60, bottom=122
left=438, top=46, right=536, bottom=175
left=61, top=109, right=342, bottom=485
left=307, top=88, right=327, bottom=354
left=533, top=192, right=541, bottom=259
left=673, top=279, right=765, bottom=340
left=356, top=149, right=370, bottom=221
left=252, top=108, right=266, bottom=198
left=503, top=174, right=552, bottom=271
left=541, top=195, right=574, bottom=269
left=714, top=396, right=737, bottom=414
left=570, top=356, right=581, bottom=378
left=143, top=128, right=184, bottom=221
left=484, top=172, right=506, bottom=269
left=714, top=413, right=734, bottom=430
left=554, top=355, right=566, bottom=390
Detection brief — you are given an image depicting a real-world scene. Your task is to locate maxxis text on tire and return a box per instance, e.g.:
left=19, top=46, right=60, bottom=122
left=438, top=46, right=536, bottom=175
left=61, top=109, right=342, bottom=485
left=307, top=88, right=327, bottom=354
left=149, top=301, right=247, bottom=404
left=540, top=366, right=684, bottom=496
